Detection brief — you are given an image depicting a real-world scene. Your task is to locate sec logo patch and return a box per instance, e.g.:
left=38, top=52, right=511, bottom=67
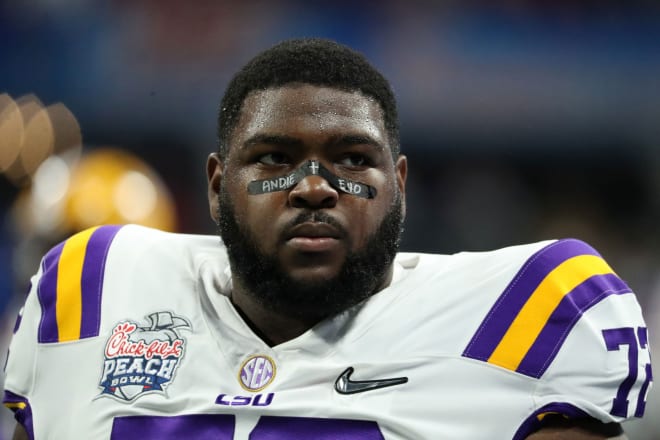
left=239, top=355, right=276, bottom=392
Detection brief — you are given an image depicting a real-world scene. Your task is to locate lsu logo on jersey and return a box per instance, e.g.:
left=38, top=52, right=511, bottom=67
left=98, top=311, right=191, bottom=402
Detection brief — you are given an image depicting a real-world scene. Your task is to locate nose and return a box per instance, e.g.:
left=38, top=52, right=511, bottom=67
left=288, top=174, right=339, bottom=209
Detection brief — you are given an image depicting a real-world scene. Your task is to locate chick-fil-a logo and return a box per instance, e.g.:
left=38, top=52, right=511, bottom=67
left=105, top=322, right=183, bottom=360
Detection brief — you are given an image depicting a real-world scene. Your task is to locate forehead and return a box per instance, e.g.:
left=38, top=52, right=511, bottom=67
left=231, top=84, right=388, bottom=148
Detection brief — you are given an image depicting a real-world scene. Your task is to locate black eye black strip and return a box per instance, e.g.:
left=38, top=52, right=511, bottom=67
left=247, top=160, right=377, bottom=199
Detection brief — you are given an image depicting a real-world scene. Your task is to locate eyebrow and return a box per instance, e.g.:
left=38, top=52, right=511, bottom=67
left=242, top=134, right=303, bottom=150
left=330, top=134, right=385, bottom=151
left=242, top=133, right=386, bottom=152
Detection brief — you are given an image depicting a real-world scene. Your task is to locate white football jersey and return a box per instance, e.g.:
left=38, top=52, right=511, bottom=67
left=3, top=224, right=652, bottom=439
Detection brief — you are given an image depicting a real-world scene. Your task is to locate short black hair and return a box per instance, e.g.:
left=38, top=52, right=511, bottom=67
left=217, top=38, right=399, bottom=158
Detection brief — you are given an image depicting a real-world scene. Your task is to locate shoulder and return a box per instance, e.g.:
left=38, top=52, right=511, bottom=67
left=396, top=239, right=558, bottom=281
left=40, top=224, right=219, bottom=263
left=41, top=223, right=223, bottom=274
left=461, top=237, right=638, bottom=376
left=397, top=238, right=633, bottom=362
left=33, top=224, right=224, bottom=343
left=456, top=239, right=650, bottom=429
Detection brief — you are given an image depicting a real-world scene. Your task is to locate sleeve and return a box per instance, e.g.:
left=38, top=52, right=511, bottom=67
left=531, top=282, right=651, bottom=423
left=3, top=271, right=44, bottom=438
left=3, top=225, right=124, bottom=438
left=462, top=238, right=652, bottom=435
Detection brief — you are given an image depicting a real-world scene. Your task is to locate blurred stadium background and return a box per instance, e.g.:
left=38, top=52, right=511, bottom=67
left=1, top=1, right=659, bottom=437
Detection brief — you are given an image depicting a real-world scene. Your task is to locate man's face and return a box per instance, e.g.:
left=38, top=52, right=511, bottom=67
left=207, top=84, right=407, bottom=320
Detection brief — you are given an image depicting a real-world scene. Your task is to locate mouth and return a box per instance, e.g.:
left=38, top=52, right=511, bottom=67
left=285, top=222, right=343, bottom=252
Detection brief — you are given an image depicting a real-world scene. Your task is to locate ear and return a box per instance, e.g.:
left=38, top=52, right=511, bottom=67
left=395, top=154, right=408, bottom=218
left=206, top=152, right=224, bottom=223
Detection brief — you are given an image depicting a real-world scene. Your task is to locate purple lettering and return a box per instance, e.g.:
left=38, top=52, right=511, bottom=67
left=231, top=396, right=251, bottom=406
left=214, top=394, right=231, bottom=406
left=252, top=393, right=274, bottom=407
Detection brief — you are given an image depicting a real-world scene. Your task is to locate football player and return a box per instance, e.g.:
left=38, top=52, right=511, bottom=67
left=4, top=38, right=651, bottom=439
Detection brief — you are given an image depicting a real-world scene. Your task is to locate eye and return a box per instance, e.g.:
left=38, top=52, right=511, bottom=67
left=258, top=152, right=289, bottom=165
left=338, top=154, right=369, bottom=168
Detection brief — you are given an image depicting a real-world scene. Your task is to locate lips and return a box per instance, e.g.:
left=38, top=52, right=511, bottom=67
left=285, top=222, right=342, bottom=240
left=285, top=222, right=343, bottom=252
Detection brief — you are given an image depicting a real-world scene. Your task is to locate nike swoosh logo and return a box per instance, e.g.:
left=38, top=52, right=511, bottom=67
left=334, top=367, right=408, bottom=395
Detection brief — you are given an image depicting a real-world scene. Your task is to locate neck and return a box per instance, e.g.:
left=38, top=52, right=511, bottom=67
left=230, top=280, right=321, bottom=346
left=230, top=267, right=394, bottom=346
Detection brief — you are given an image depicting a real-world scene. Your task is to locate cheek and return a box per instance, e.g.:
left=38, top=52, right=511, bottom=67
left=244, top=193, right=288, bottom=243
left=345, top=174, right=399, bottom=245
left=349, top=199, right=389, bottom=246
left=351, top=207, right=372, bottom=247
left=246, top=198, right=280, bottom=224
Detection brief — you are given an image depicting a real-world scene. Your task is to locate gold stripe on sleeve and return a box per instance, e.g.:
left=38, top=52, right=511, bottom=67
left=55, top=226, right=99, bottom=341
left=487, top=255, right=615, bottom=371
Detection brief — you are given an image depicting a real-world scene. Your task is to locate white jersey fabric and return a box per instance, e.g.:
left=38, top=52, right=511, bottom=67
left=3, top=224, right=652, bottom=439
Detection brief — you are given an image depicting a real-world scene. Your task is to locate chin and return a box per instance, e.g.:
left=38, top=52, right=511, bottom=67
left=287, top=267, right=343, bottom=285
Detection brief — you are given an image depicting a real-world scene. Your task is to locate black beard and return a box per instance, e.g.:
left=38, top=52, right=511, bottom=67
left=216, top=187, right=403, bottom=323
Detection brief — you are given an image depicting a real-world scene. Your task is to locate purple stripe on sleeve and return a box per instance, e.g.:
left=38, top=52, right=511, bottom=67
left=80, top=225, right=122, bottom=339
left=12, top=312, right=22, bottom=335
left=110, top=414, right=235, bottom=440
left=3, top=390, right=35, bottom=440
left=516, top=273, right=631, bottom=378
left=463, top=239, right=600, bottom=361
left=513, top=402, right=590, bottom=440
left=37, top=242, right=65, bottom=343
